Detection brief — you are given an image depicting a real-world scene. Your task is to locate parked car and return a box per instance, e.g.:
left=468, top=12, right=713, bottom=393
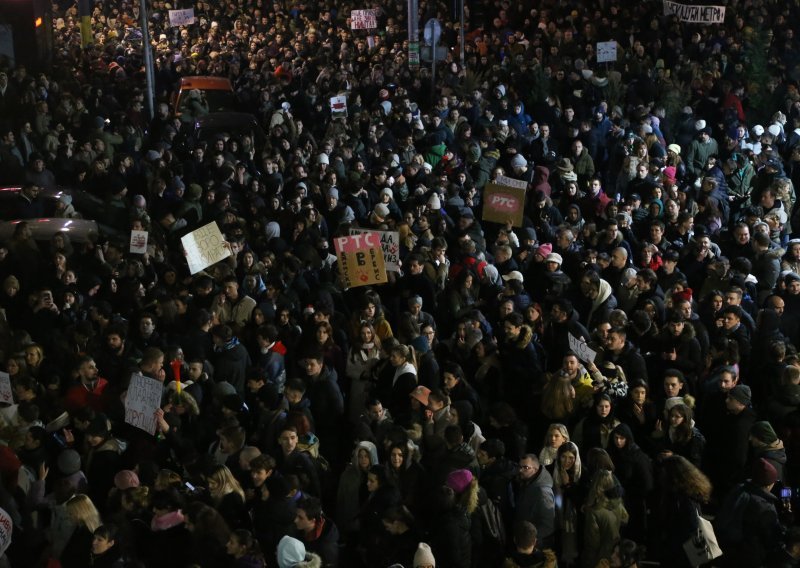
left=173, top=76, right=235, bottom=117
left=0, top=218, right=100, bottom=244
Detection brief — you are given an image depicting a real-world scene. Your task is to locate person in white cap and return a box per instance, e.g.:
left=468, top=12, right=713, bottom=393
left=413, top=542, right=436, bottom=568
left=686, top=123, right=718, bottom=177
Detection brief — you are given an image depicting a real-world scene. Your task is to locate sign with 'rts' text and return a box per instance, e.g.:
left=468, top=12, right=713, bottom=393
left=482, top=183, right=526, bottom=227
left=124, top=373, right=163, bottom=435
left=334, top=232, right=388, bottom=288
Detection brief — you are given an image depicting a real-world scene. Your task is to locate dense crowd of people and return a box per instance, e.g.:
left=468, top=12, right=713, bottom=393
left=3, top=0, right=800, bottom=566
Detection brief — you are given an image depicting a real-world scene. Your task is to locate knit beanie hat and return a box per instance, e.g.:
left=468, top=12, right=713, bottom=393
left=57, top=449, right=82, bottom=476
left=445, top=469, right=473, bottom=494
left=277, top=536, right=306, bottom=568
left=752, top=457, right=778, bottom=486
left=728, top=384, right=752, bottom=407
left=751, top=421, right=779, bottom=445
left=414, top=542, right=436, bottom=567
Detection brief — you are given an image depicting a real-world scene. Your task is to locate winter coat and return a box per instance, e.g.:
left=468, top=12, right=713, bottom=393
left=656, top=325, right=703, bottom=384
left=500, top=324, right=543, bottom=415
left=295, top=516, right=340, bottom=568
left=582, top=498, right=627, bottom=568
left=60, top=524, right=93, bottom=568
left=336, top=441, right=378, bottom=532
left=607, top=424, right=653, bottom=542
left=658, top=491, right=702, bottom=568
left=305, top=365, right=344, bottom=450
left=431, top=504, right=472, bottom=568
left=513, top=467, right=556, bottom=540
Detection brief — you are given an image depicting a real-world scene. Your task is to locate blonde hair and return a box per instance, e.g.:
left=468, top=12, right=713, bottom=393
left=585, top=469, right=629, bottom=523
left=207, top=464, right=245, bottom=503
left=543, top=423, right=570, bottom=448
left=66, top=494, right=102, bottom=532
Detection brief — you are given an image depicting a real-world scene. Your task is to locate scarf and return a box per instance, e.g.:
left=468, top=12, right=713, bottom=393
left=392, top=361, right=416, bottom=386
left=215, top=336, right=241, bottom=352
left=151, top=510, right=185, bottom=531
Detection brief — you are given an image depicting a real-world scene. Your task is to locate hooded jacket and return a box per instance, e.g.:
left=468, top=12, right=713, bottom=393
left=336, top=441, right=379, bottom=532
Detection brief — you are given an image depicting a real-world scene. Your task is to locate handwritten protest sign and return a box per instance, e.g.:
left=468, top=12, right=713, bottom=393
left=663, top=1, right=725, bottom=23
left=125, top=373, right=163, bottom=435
left=181, top=221, right=231, bottom=274
left=569, top=332, right=597, bottom=363
left=130, top=230, right=148, bottom=254
left=350, top=9, right=378, bottom=30
left=330, top=95, right=348, bottom=118
left=495, top=174, right=528, bottom=190
left=168, top=8, right=196, bottom=27
left=482, top=183, right=526, bottom=227
left=334, top=232, right=387, bottom=288
left=596, top=41, right=617, bottom=63
left=0, top=507, right=11, bottom=556
left=0, top=372, right=11, bottom=405
left=350, top=229, right=400, bottom=271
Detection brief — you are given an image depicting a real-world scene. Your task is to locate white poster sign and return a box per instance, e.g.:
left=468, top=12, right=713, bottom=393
left=568, top=332, right=597, bottom=363
left=129, top=230, right=148, bottom=254
left=124, top=373, right=163, bottom=435
left=0, top=372, right=12, bottom=405
left=495, top=174, right=528, bottom=190
left=663, top=1, right=725, bottom=24
left=0, top=507, right=12, bottom=557
left=330, top=95, right=348, bottom=118
left=351, top=9, right=378, bottom=30
left=181, top=221, right=231, bottom=274
left=350, top=229, right=400, bottom=271
left=168, top=8, right=196, bottom=27
left=596, top=41, right=618, bottom=63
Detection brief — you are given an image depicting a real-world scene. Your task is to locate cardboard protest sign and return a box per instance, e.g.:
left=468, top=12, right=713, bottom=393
left=0, top=507, right=11, bottom=557
left=482, top=183, right=526, bottom=227
left=0, top=372, right=12, bottom=405
left=350, top=9, right=378, bottom=30
left=124, top=373, right=163, bottom=435
left=495, top=174, right=528, bottom=190
left=663, top=1, right=725, bottom=23
left=334, top=232, right=387, bottom=288
left=569, top=332, right=597, bottom=363
left=596, top=41, right=617, bottom=63
left=350, top=228, right=400, bottom=271
left=181, top=221, right=231, bottom=274
left=168, top=8, right=196, bottom=26
left=130, top=230, right=148, bottom=254
left=330, top=95, right=348, bottom=118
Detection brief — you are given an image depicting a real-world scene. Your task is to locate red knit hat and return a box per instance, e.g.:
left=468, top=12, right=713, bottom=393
left=752, top=458, right=778, bottom=486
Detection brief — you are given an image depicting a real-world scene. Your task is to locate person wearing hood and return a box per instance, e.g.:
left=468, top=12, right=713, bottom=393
left=749, top=421, right=788, bottom=483
left=657, top=312, right=703, bottom=388
left=336, top=440, right=379, bottom=537
left=580, top=273, right=616, bottom=331
left=608, top=423, right=653, bottom=543
left=500, top=313, right=543, bottom=417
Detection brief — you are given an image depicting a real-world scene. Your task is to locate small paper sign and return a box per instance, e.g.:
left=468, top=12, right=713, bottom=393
left=334, top=232, right=388, bottom=288
left=569, top=332, right=597, bottom=363
left=181, top=221, right=231, bottom=274
left=130, top=230, right=148, bottom=254
left=0, top=372, right=11, bottom=405
left=168, top=8, right=196, bottom=27
left=330, top=95, right=348, bottom=118
left=0, top=507, right=12, bottom=556
left=596, top=41, right=618, bottom=63
left=124, top=372, right=163, bottom=435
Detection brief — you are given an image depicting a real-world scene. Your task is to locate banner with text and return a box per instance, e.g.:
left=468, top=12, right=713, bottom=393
left=663, top=1, right=725, bottom=24
left=169, top=8, right=196, bottom=27
left=130, top=230, right=148, bottom=254
left=0, top=372, right=12, bottom=405
left=482, top=183, right=526, bottom=227
left=181, top=221, right=231, bottom=274
left=0, top=507, right=11, bottom=557
left=351, top=9, right=378, bottom=30
left=350, top=229, right=400, bottom=272
left=596, top=41, right=618, bottom=63
left=125, top=373, right=163, bottom=435
left=330, top=95, right=348, bottom=118
left=334, top=233, right=388, bottom=288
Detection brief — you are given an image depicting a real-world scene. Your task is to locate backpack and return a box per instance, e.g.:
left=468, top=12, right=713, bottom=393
left=713, top=485, right=752, bottom=545
left=479, top=495, right=507, bottom=548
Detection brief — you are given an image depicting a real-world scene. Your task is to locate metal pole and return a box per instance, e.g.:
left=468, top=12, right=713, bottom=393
left=430, top=22, right=436, bottom=107
left=459, top=0, right=465, bottom=69
left=139, top=0, right=155, bottom=120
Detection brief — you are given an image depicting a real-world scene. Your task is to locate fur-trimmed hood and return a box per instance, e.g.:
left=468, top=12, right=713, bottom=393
left=295, top=552, right=322, bottom=568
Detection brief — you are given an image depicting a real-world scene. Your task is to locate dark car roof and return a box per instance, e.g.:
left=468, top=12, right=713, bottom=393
left=194, top=112, right=260, bottom=130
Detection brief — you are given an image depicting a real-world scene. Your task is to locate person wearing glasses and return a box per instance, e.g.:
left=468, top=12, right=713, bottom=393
left=512, top=454, right=556, bottom=549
